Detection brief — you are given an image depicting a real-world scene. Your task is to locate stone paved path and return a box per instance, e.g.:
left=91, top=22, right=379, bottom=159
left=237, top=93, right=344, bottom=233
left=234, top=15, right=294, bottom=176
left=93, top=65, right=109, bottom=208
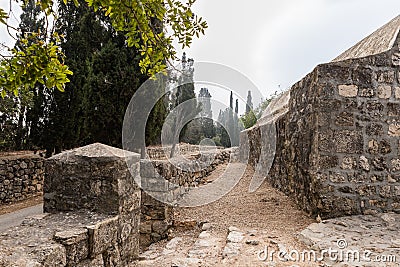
left=300, top=213, right=400, bottom=267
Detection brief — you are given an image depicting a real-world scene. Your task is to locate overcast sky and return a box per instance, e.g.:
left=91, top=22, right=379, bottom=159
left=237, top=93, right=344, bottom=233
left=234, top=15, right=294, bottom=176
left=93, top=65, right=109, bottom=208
left=1, top=1, right=400, bottom=114
left=176, top=0, right=400, bottom=110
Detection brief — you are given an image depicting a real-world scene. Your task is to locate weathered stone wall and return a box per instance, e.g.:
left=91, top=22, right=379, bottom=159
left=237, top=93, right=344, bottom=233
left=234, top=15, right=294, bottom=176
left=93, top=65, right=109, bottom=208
left=0, top=154, right=44, bottom=204
left=0, top=143, right=141, bottom=267
left=139, top=149, right=231, bottom=247
left=241, top=34, right=400, bottom=219
left=146, top=143, right=223, bottom=160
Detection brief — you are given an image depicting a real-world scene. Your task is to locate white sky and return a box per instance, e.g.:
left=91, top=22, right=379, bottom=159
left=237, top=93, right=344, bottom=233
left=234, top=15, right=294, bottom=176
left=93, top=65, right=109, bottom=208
left=177, top=0, right=400, bottom=113
left=1, top=1, right=400, bottom=114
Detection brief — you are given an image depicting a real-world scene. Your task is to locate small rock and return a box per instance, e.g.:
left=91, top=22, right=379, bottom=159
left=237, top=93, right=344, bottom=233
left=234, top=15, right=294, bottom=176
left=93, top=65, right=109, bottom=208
left=227, top=231, right=244, bottom=243
left=245, top=240, right=260, bottom=246
left=222, top=242, right=241, bottom=258
left=165, top=237, right=182, bottom=250
left=139, top=250, right=160, bottom=260
left=248, top=230, right=257, bottom=236
left=270, top=239, right=278, bottom=245
left=228, top=226, right=240, bottom=232
left=333, top=221, right=348, bottom=227
left=201, top=223, right=212, bottom=231
left=198, top=231, right=211, bottom=239
left=381, top=213, right=396, bottom=224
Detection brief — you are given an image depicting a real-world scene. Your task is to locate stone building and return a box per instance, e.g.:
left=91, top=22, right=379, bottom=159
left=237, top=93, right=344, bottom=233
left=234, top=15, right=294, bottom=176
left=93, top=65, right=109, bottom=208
left=241, top=15, right=400, bottom=218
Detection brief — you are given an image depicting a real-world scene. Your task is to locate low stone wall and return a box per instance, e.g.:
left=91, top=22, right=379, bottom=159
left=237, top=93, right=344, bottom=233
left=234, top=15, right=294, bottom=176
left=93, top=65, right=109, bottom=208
left=0, top=143, right=141, bottom=267
left=139, top=149, right=231, bottom=247
left=0, top=154, right=44, bottom=204
left=146, top=143, right=224, bottom=160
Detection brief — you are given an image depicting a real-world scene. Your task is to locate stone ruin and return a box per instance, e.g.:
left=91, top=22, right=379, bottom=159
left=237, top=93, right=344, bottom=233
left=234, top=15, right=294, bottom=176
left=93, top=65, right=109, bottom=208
left=0, top=143, right=232, bottom=266
left=0, top=143, right=141, bottom=267
left=240, top=15, right=400, bottom=219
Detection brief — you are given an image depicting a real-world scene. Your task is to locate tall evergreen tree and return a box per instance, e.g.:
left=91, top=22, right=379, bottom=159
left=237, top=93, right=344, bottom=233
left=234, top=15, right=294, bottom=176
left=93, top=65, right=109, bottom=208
left=168, top=53, right=200, bottom=157
left=198, top=88, right=215, bottom=139
left=40, top=0, right=166, bottom=156
left=246, top=90, right=253, bottom=114
left=9, top=0, right=46, bottom=150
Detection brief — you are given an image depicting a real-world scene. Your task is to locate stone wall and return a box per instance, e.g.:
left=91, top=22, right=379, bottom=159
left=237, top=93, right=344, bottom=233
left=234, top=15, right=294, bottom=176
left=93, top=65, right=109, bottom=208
left=146, top=143, right=223, bottom=160
left=0, top=143, right=141, bottom=267
left=241, top=28, right=400, bottom=219
left=0, top=154, right=44, bottom=204
left=139, top=149, right=231, bottom=247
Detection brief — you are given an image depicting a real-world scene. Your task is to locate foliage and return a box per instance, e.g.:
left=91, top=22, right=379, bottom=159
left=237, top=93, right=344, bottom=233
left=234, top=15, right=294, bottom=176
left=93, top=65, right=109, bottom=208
left=240, top=94, right=275, bottom=129
left=198, top=87, right=215, bottom=139
left=0, top=91, right=34, bottom=150
left=166, top=53, right=201, bottom=156
left=240, top=110, right=257, bottom=129
left=0, top=33, right=72, bottom=98
left=0, top=0, right=46, bottom=150
left=0, top=0, right=207, bottom=97
left=215, top=91, right=242, bottom=147
left=39, top=0, right=160, bottom=155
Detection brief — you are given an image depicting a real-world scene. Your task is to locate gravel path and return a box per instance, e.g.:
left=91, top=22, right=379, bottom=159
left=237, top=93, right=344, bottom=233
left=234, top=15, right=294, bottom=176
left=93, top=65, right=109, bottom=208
left=0, top=204, right=42, bottom=233
left=140, top=163, right=318, bottom=266
left=176, top=163, right=315, bottom=246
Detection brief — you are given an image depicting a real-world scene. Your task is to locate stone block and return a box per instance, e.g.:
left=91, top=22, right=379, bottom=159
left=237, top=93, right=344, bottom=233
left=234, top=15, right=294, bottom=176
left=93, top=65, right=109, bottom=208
left=152, top=220, right=170, bottom=235
left=329, top=173, right=346, bottom=183
left=338, top=85, right=358, bottom=97
left=388, top=102, right=400, bottom=116
left=359, top=88, right=375, bottom=98
left=377, top=70, right=395, bottom=83
left=366, top=123, right=383, bottom=136
left=372, top=157, right=387, bottom=171
left=333, top=130, right=363, bottom=154
left=359, top=156, right=370, bottom=171
left=86, top=216, right=119, bottom=257
left=389, top=123, right=400, bottom=136
left=395, top=87, right=400, bottom=99
left=357, top=185, right=376, bottom=196
left=139, top=220, right=152, bottom=234
left=44, top=143, right=140, bottom=215
left=392, top=159, right=400, bottom=172
left=335, top=111, right=354, bottom=126
left=318, top=155, right=338, bottom=169
left=54, top=228, right=89, bottom=266
left=379, top=185, right=392, bottom=198
left=377, top=85, right=392, bottom=99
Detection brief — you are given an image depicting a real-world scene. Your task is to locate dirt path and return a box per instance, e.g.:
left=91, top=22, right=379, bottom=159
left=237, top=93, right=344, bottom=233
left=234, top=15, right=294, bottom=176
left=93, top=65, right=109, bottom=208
left=0, top=196, right=43, bottom=216
left=140, top=163, right=318, bottom=266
